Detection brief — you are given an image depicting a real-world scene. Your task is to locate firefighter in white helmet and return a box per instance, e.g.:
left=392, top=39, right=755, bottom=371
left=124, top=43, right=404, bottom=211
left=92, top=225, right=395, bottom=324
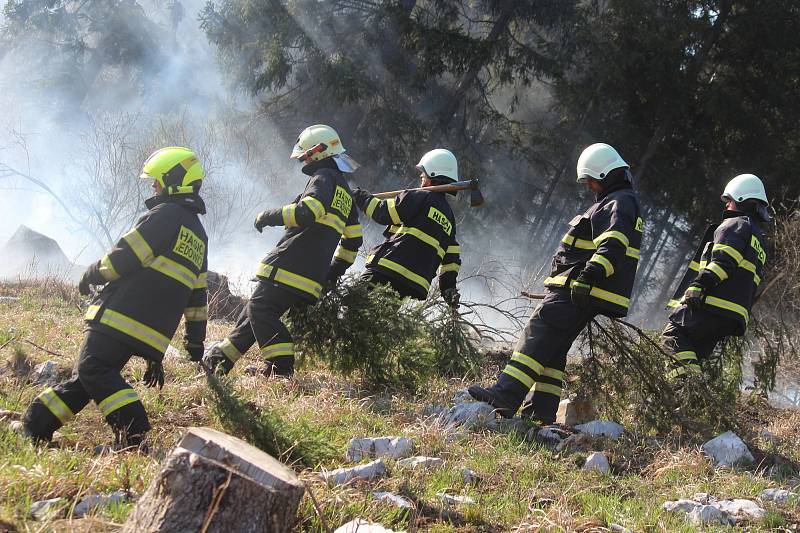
left=204, top=125, right=362, bottom=375
left=349, top=148, right=462, bottom=306
left=469, top=143, right=644, bottom=424
left=661, top=174, right=769, bottom=381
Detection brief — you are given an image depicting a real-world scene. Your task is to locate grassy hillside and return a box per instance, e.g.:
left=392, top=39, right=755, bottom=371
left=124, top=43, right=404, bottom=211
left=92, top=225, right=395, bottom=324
left=0, top=281, right=798, bottom=532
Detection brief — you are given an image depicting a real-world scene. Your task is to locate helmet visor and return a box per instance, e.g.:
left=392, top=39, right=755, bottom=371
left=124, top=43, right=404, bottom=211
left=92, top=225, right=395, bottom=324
left=576, top=173, right=594, bottom=183
left=290, top=143, right=306, bottom=159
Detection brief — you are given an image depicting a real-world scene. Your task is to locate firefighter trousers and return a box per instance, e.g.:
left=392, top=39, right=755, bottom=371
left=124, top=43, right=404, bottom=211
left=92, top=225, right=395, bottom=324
left=661, top=305, right=740, bottom=379
left=23, top=330, right=151, bottom=443
left=495, top=289, right=596, bottom=423
left=217, top=281, right=308, bottom=375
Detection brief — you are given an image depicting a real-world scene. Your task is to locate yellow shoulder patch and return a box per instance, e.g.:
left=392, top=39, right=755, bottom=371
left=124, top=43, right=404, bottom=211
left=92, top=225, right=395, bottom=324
left=750, top=235, right=766, bottom=264
left=331, top=185, right=353, bottom=217
left=635, top=217, right=644, bottom=232
left=173, top=226, right=205, bottom=270
left=428, top=207, right=453, bottom=236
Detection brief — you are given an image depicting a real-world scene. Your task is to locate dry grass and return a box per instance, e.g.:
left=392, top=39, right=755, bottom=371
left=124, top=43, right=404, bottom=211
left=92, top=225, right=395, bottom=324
left=0, top=280, right=798, bottom=532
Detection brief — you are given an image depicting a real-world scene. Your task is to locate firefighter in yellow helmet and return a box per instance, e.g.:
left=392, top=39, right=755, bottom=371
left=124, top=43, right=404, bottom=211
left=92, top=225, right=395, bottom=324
left=203, top=125, right=362, bottom=376
left=21, top=147, right=209, bottom=451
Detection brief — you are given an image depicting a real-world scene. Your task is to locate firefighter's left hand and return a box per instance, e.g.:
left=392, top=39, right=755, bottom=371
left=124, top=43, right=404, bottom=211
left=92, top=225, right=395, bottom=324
left=143, top=359, right=165, bottom=389
left=570, top=281, right=592, bottom=307
left=442, top=287, right=460, bottom=309
left=683, top=284, right=705, bottom=307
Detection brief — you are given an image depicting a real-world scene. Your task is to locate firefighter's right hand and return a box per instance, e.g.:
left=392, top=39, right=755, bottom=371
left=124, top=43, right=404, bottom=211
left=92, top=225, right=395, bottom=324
left=143, top=359, right=165, bottom=389
left=442, top=287, right=460, bottom=309
left=683, top=284, right=705, bottom=307
left=570, top=281, right=592, bottom=307
left=254, top=211, right=269, bottom=233
left=78, top=271, right=92, bottom=296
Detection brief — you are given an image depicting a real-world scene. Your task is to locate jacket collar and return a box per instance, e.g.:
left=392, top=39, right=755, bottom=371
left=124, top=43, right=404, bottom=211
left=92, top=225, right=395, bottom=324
left=597, top=180, right=632, bottom=201
left=145, top=193, right=206, bottom=214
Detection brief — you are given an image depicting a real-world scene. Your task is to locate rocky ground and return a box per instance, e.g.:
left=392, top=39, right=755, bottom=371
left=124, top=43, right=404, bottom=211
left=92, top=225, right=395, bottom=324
left=0, top=280, right=798, bottom=532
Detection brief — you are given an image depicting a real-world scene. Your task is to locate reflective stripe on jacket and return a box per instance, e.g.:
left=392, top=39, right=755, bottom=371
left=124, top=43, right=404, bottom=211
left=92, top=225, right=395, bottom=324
left=544, top=186, right=642, bottom=317
left=354, top=189, right=460, bottom=300
left=85, top=194, right=209, bottom=361
left=668, top=211, right=766, bottom=333
left=257, top=168, right=361, bottom=300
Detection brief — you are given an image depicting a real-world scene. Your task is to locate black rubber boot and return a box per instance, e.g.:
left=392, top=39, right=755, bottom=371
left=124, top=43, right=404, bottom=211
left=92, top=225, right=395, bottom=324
left=202, top=345, right=235, bottom=375
left=467, top=372, right=529, bottom=418
left=520, top=395, right=558, bottom=425
left=264, top=356, right=294, bottom=378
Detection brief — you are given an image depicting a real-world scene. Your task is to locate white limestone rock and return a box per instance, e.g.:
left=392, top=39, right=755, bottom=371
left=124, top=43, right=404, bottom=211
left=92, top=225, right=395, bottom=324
left=688, top=505, right=733, bottom=526
left=574, top=420, right=625, bottom=440
left=701, top=431, right=754, bottom=467
left=443, top=402, right=497, bottom=430
left=663, top=499, right=702, bottom=513
left=582, top=452, right=611, bottom=474
left=396, top=456, right=444, bottom=470
left=714, top=499, right=767, bottom=521
left=437, top=492, right=476, bottom=506
left=73, top=490, right=130, bottom=518
left=29, top=497, right=66, bottom=521
left=452, top=389, right=475, bottom=404
left=761, top=488, right=797, bottom=505
left=346, top=437, right=414, bottom=462
left=461, top=468, right=482, bottom=484
left=320, top=459, right=387, bottom=485
left=373, top=492, right=413, bottom=509
left=32, top=360, right=59, bottom=385
left=334, top=519, right=404, bottom=533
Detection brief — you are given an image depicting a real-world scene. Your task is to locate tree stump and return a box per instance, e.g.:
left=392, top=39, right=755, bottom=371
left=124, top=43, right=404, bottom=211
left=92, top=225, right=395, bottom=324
left=122, top=427, right=305, bottom=533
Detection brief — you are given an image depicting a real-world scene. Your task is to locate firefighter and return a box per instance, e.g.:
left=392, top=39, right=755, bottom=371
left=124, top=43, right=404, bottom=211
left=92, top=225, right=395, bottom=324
left=203, top=125, right=362, bottom=375
left=661, top=174, right=769, bottom=380
left=347, top=149, right=461, bottom=306
left=21, top=147, right=209, bottom=450
left=468, top=143, right=643, bottom=423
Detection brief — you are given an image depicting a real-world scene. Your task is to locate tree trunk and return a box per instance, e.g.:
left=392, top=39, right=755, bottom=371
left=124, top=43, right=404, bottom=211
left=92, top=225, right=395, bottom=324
left=123, top=427, right=305, bottom=533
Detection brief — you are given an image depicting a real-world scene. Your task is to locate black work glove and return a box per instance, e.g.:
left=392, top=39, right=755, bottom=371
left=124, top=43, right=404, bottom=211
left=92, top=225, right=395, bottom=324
left=326, top=260, right=349, bottom=284
left=570, top=280, right=592, bottom=307
left=683, top=284, right=706, bottom=307
left=185, top=342, right=204, bottom=362
left=254, top=211, right=270, bottom=233
left=143, top=359, right=165, bottom=389
left=254, top=208, right=284, bottom=233
left=351, top=187, right=372, bottom=210
left=78, top=271, right=92, bottom=296
left=78, top=262, right=103, bottom=296
left=442, top=287, right=460, bottom=309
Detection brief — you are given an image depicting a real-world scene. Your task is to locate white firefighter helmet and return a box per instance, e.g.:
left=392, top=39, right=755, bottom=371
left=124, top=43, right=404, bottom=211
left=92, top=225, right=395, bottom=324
left=289, top=124, right=359, bottom=172
left=416, top=148, right=458, bottom=182
left=576, top=143, right=629, bottom=182
left=721, top=173, right=768, bottom=204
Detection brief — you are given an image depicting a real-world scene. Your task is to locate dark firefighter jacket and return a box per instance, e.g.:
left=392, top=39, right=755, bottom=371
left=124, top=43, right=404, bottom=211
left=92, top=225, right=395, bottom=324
left=667, top=210, right=766, bottom=334
left=353, top=188, right=460, bottom=300
left=544, top=183, right=643, bottom=317
left=255, top=166, right=362, bottom=300
left=83, top=193, right=209, bottom=362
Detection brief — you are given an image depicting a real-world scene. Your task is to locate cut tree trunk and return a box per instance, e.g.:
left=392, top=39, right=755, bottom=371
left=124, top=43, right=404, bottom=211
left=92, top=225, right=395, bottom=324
left=122, top=427, right=305, bottom=533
